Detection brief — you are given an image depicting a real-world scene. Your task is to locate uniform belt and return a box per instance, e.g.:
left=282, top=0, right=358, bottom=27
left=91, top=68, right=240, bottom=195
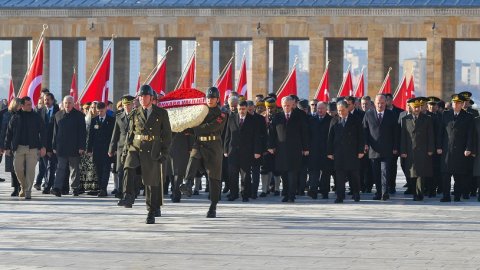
left=199, top=135, right=218, bottom=142
left=134, top=134, right=155, bottom=141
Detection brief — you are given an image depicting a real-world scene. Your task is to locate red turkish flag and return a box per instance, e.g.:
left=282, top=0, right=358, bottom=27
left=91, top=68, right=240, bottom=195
left=145, top=57, right=167, bottom=95
left=407, top=74, right=416, bottom=99
left=136, top=72, right=141, bottom=93
left=17, top=37, right=44, bottom=106
left=80, top=47, right=111, bottom=104
left=8, top=76, right=15, bottom=105
left=354, top=71, right=365, bottom=98
left=314, top=65, right=329, bottom=102
left=337, top=69, right=353, bottom=97
left=236, top=55, right=248, bottom=99
left=215, top=60, right=233, bottom=105
left=276, top=68, right=297, bottom=107
left=69, top=68, right=79, bottom=109
left=176, top=53, right=195, bottom=90
left=392, top=74, right=408, bottom=110
left=378, top=70, right=392, bottom=95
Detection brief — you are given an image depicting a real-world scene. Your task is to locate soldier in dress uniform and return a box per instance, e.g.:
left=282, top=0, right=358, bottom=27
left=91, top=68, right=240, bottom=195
left=400, top=98, right=435, bottom=201
left=109, top=95, right=134, bottom=203
left=180, top=87, right=227, bottom=218
left=122, top=85, right=172, bottom=224
left=426, top=96, right=443, bottom=196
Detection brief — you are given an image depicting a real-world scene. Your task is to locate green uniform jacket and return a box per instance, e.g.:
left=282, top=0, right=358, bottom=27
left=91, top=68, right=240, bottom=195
left=124, top=106, right=172, bottom=186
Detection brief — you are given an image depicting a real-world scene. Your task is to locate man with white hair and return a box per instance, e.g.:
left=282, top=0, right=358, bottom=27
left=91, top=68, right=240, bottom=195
left=50, top=95, right=87, bottom=197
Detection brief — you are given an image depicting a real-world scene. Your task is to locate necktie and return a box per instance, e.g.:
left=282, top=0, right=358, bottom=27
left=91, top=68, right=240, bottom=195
left=144, top=109, right=148, bottom=120
left=454, top=113, right=458, bottom=120
left=46, top=109, right=51, bottom=123
left=378, top=113, right=383, bottom=124
left=286, top=113, right=290, bottom=122
left=239, top=117, right=244, bottom=127
left=342, top=118, right=346, bottom=127
left=99, top=117, right=103, bottom=124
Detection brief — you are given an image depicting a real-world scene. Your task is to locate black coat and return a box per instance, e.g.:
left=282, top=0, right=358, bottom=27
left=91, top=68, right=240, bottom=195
left=308, top=113, right=332, bottom=171
left=363, top=109, right=399, bottom=159
left=52, top=109, right=86, bottom=157
left=38, top=105, right=60, bottom=152
left=88, top=115, right=115, bottom=163
left=268, top=109, right=309, bottom=171
left=0, top=111, right=15, bottom=172
left=327, top=116, right=364, bottom=171
left=109, top=110, right=130, bottom=169
left=5, top=110, right=46, bottom=151
left=437, top=110, right=475, bottom=174
left=224, top=112, right=262, bottom=169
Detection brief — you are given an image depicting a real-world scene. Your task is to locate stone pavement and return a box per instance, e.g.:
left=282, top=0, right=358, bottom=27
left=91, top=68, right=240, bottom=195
left=1, top=169, right=480, bottom=270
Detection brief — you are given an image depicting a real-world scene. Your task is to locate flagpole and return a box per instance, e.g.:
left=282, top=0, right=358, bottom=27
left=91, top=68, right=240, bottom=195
left=354, top=66, right=366, bottom=97
left=17, top=24, right=48, bottom=97
left=313, top=59, right=330, bottom=99
left=235, top=50, right=246, bottom=92
left=174, top=42, right=199, bottom=90
left=276, top=55, right=298, bottom=96
left=215, top=52, right=235, bottom=87
left=143, top=46, right=173, bottom=85
left=337, top=64, right=351, bottom=97
left=379, top=67, right=392, bottom=94
left=78, top=34, right=115, bottom=101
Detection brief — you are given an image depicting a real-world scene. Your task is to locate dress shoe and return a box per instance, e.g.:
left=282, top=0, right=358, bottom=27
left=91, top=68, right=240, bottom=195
left=382, top=193, right=390, bottom=201
left=11, top=189, right=19, bottom=197
left=440, top=197, right=451, bottom=202
left=413, top=195, right=423, bottom=201
left=171, top=196, right=181, bottom=203
left=115, top=192, right=123, bottom=199
left=111, top=189, right=118, bottom=195
left=61, top=190, right=70, bottom=195
left=227, top=194, right=238, bottom=201
left=454, top=196, right=461, bottom=202
left=155, top=209, right=161, bottom=217
left=179, top=183, right=192, bottom=197
left=33, top=184, right=41, bottom=191
left=0, top=178, right=5, bottom=182
left=353, top=194, right=360, bottom=202
left=308, top=191, right=318, bottom=199
left=259, top=192, right=267, bottom=197
left=206, top=209, right=216, bottom=218
left=193, top=190, right=199, bottom=196
left=251, top=193, right=257, bottom=199
left=42, top=189, right=50, bottom=194
left=51, top=188, right=61, bottom=197
left=372, top=194, right=381, bottom=200
left=281, top=197, right=289, bottom=202
left=274, top=191, right=280, bottom=196
left=242, top=197, right=249, bottom=202
left=334, top=198, right=343, bottom=203
left=117, top=200, right=126, bottom=206
left=73, top=189, right=81, bottom=197
left=403, top=183, right=408, bottom=187
left=222, top=187, right=229, bottom=194
left=146, top=212, right=155, bottom=224
left=98, top=189, right=108, bottom=197
left=287, top=199, right=295, bottom=203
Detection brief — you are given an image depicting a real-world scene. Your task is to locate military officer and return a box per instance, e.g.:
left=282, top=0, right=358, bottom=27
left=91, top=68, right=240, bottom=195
left=400, top=98, right=435, bottom=201
left=109, top=95, right=134, bottom=202
left=180, top=86, right=227, bottom=218
left=122, top=85, right=172, bottom=224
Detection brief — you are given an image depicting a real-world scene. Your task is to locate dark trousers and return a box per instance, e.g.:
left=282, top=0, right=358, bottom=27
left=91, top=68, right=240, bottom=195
left=145, top=185, right=159, bottom=213
left=466, top=157, right=476, bottom=195
left=371, top=157, right=391, bottom=195
left=11, top=171, right=19, bottom=189
left=309, top=169, right=331, bottom=195
left=388, top=155, right=399, bottom=192
left=297, top=162, right=308, bottom=194
left=251, top=164, right=260, bottom=197
left=361, top=156, right=373, bottom=191
left=228, top=164, right=251, bottom=199
left=54, top=156, right=80, bottom=191
left=93, top=155, right=111, bottom=190
left=336, top=169, right=360, bottom=199
left=117, top=163, right=125, bottom=195
left=35, top=154, right=58, bottom=190
left=221, top=156, right=229, bottom=191
left=442, top=173, right=465, bottom=198
left=123, top=167, right=137, bottom=204
left=185, top=157, right=221, bottom=204
left=281, top=170, right=298, bottom=200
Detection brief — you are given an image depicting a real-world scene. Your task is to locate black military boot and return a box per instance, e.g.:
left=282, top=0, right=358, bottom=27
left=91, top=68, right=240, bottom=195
left=206, top=203, right=216, bottom=218
left=146, top=211, right=155, bottom=224
left=179, top=181, right=192, bottom=197
left=155, top=208, right=161, bottom=217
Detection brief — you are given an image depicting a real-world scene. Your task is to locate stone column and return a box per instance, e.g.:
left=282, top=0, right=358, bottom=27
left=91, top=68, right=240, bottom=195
left=85, top=36, right=101, bottom=83
left=251, top=37, right=268, bottom=97
left=367, top=35, right=383, bottom=97
left=327, top=38, right=344, bottom=97
left=140, top=36, right=156, bottom=91
left=165, top=39, right=182, bottom=92
left=11, top=39, right=29, bottom=93
left=196, top=36, right=211, bottom=91
left=219, top=39, right=235, bottom=89
left=113, top=38, right=130, bottom=101
left=62, top=39, right=78, bottom=98
left=441, top=39, right=455, bottom=100
left=383, top=39, right=399, bottom=92
left=272, top=39, right=289, bottom=93
left=309, top=36, right=326, bottom=99
left=427, top=35, right=445, bottom=99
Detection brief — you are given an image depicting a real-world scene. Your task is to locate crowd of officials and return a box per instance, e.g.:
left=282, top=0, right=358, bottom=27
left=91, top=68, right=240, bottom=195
left=1, top=86, right=480, bottom=222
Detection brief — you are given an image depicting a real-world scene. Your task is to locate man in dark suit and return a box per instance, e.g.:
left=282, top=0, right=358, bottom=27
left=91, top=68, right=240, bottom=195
left=327, top=100, right=365, bottom=203
left=224, top=101, right=262, bottom=202
left=400, top=98, right=435, bottom=201
left=385, top=93, right=404, bottom=194
left=247, top=100, right=267, bottom=199
left=308, top=101, right=332, bottom=199
left=437, top=94, right=475, bottom=202
left=459, top=91, right=478, bottom=198
left=51, top=96, right=86, bottom=197
left=110, top=95, right=134, bottom=203
left=268, top=96, right=309, bottom=203
left=87, top=102, right=115, bottom=197
left=426, top=96, right=443, bottom=196
left=363, top=94, right=399, bottom=200
left=34, top=92, right=59, bottom=194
